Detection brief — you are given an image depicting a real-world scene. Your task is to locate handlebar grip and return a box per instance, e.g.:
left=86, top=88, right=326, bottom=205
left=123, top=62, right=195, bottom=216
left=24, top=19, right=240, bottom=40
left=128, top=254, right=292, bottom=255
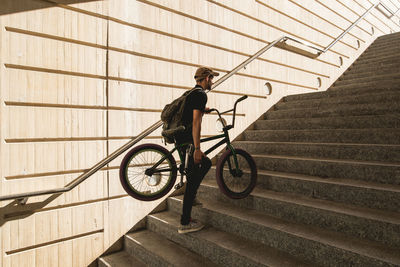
left=237, top=95, right=248, bottom=102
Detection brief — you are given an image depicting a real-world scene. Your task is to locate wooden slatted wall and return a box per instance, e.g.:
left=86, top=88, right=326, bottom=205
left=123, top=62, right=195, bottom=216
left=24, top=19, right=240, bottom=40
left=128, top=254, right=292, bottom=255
left=0, top=0, right=399, bottom=265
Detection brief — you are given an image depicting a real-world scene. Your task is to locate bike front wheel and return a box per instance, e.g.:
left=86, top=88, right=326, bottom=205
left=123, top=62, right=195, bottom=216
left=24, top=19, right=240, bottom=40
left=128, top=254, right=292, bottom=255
left=119, top=143, right=177, bottom=201
left=216, top=148, right=257, bottom=199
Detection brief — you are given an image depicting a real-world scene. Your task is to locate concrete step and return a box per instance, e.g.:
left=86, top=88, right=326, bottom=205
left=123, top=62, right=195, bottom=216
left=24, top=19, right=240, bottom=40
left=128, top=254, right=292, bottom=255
left=341, top=67, right=400, bottom=81
left=146, top=211, right=310, bottom=267
left=98, top=251, right=146, bottom=267
left=340, top=67, right=400, bottom=80
left=244, top=128, right=400, bottom=145
left=358, top=51, right=400, bottom=60
left=357, top=49, right=400, bottom=61
left=204, top=168, right=400, bottom=212
left=232, top=141, right=400, bottom=162
left=254, top=115, right=400, bottom=130
left=375, top=31, right=400, bottom=39
left=330, top=80, right=400, bottom=91
left=275, top=91, right=400, bottom=110
left=125, top=229, right=218, bottom=267
left=247, top=153, right=400, bottom=185
left=370, top=33, right=400, bottom=45
left=283, top=86, right=399, bottom=102
left=367, top=37, right=400, bottom=50
left=186, top=182, right=400, bottom=248
left=366, top=47, right=400, bottom=57
left=334, top=74, right=400, bottom=87
left=350, top=61, right=400, bottom=73
left=358, top=48, right=400, bottom=57
left=359, top=42, right=400, bottom=56
left=162, top=196, right=400, bottom=266
left=344, top=61, right=400, bottom=74
left=351, top=55, right=400, bottom=67
left=265, top=102, right=400, bottom=120
left=366, top=44, right=400, bottom=55
left=368, top=35, right=400, bottom=44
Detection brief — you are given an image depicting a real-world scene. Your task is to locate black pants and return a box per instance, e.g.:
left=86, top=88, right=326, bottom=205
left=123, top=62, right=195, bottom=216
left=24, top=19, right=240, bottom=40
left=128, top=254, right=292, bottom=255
left=178, top=146, right=211, bottom=225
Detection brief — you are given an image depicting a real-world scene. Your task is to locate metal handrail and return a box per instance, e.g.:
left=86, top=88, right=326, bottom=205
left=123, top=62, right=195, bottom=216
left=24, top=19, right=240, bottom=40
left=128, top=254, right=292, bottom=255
left=322, top=2, right=379, bottom=53
left=0, top=1, right=392, bottom=203
left=377, top=1, right=400, bottom=19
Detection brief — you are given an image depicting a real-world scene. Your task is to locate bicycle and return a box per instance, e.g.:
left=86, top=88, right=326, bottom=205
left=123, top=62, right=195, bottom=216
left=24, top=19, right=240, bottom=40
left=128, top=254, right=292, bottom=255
left=119, top=95, right=257, bottom=201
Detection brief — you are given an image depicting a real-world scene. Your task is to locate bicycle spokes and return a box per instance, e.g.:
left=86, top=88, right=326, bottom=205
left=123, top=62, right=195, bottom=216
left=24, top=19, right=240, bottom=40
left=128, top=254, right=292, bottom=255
left=216, top=149, right=257, bottom=199
left=123, top=147, right=176, bottom=198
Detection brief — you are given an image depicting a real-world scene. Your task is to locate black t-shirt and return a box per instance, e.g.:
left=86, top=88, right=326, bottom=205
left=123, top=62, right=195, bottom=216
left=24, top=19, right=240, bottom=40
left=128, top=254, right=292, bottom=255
left=181, top=85, right=208, bottom=126
left=176, top=85, right=207, bottom=143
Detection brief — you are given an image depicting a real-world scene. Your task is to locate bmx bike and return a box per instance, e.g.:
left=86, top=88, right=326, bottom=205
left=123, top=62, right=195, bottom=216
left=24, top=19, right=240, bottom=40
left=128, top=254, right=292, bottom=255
left=119, top=95, right=257, bottom=201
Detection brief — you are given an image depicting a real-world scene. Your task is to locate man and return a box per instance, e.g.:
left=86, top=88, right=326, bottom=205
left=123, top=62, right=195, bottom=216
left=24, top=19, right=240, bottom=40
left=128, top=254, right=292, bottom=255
left=176, top=66, right=219, bottom=234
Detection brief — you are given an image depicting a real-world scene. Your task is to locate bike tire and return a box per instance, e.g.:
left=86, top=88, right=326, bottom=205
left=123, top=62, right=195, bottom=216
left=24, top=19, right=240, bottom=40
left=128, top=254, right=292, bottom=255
left=216, top=148, right=257, bottom=199
left=119, top=143, right=177, bottom=201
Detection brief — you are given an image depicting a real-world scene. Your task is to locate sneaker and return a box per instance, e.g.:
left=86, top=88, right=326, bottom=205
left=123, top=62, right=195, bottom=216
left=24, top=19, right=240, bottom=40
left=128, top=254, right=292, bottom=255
left=178, top=219, right=204, bottom=234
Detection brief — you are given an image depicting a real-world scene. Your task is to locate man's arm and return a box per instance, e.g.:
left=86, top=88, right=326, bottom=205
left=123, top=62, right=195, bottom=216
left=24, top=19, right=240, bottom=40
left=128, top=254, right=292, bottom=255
left=192, top=109, right=204, bottom=164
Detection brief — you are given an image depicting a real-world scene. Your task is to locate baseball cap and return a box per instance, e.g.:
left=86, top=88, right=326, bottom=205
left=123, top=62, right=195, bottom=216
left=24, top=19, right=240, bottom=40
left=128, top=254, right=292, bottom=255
left=194, top=67, right=220, bottom=81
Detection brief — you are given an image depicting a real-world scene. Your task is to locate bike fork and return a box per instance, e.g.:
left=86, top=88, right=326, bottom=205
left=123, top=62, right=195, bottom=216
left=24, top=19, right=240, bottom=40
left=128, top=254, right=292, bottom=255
left=174, top=144, right=193, bottom=190
left=226, top=147, right=241, bottom=176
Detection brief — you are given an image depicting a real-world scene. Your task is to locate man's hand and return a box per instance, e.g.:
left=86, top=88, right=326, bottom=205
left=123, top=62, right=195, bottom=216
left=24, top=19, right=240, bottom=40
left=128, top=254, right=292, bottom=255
left=194, top=149, right=205, bottom=164
left=204, top=107, right=212, bottom=114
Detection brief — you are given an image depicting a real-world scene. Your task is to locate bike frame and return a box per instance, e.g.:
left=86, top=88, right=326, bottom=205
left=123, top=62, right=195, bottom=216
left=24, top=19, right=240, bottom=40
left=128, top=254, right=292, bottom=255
left=148, top=128, right=238, bottom=176
left=147, top=95, right=248, bottom=177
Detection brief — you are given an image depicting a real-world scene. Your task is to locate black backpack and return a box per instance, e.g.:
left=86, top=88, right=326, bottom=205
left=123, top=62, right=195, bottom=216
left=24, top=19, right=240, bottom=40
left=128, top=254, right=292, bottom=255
left=160, top=87, right=201, bottom=144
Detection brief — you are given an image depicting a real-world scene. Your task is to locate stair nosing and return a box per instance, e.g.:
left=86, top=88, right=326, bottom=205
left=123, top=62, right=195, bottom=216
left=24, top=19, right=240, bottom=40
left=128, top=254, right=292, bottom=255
left=270, top=102, right=400, bottom=112
left=284, top=87, right=400, bottom=100
left=234, top=140, right=400, bottom=148
left=250, top=153, right=400, bottom=167
left=256, top=169, right=400, bottom=192
left=247, top=128, right=400, bottom=134
left=99, top=250, right=145, bottom=267
left=257, top=114, right=400, bottom=123
left=281, top=91, right=400, bottom=104
left=208, top=167, right=400, bottom=193
left=338, top=74, right=400, bottom=81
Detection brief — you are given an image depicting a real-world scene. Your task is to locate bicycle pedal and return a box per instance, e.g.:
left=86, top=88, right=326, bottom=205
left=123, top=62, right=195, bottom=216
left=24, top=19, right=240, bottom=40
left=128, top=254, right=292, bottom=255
left=174, top=182, right=184, bottom=190
left=174, top=184, right=181, bottom=190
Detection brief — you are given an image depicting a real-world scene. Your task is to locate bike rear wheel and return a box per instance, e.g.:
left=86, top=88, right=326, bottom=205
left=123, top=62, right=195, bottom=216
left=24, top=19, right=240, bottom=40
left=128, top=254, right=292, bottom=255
left=216, top=148, right=257, bottom=199
left=119, top=143, right=177, bottom=201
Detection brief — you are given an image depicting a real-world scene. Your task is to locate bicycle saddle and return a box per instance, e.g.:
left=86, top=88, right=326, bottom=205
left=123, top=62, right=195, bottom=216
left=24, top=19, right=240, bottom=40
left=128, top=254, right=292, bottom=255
left=161, top=125, right=186, bottom=137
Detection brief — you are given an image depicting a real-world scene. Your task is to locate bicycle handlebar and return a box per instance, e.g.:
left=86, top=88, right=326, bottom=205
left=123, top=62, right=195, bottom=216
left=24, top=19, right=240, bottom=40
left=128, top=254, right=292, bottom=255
left=208, top=95, right=248, bottom=129
left=237, top=95, right=248, bottom=102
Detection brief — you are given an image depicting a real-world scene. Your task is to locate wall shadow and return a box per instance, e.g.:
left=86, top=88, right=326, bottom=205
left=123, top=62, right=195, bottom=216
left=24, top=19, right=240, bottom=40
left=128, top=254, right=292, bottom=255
left=0, top=0, right=101, bottom=16
left=0, top=193, right=62, bottom=227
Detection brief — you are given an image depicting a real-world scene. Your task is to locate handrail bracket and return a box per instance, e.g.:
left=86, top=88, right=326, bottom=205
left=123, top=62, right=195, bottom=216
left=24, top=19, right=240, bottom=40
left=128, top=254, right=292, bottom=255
left=17, top=197, right=29, bottom=205
left=275, top=38, right=321, bottom=59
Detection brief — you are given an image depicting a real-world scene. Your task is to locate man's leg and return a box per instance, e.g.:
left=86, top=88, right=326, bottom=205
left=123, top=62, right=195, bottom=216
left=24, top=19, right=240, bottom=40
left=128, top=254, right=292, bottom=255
left=180, top=155, right=211, bottom=225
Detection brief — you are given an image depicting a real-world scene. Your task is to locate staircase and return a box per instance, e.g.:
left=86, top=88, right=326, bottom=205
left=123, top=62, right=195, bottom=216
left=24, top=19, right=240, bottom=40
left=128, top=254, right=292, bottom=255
left=99, top=32, right=400, bottom=266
